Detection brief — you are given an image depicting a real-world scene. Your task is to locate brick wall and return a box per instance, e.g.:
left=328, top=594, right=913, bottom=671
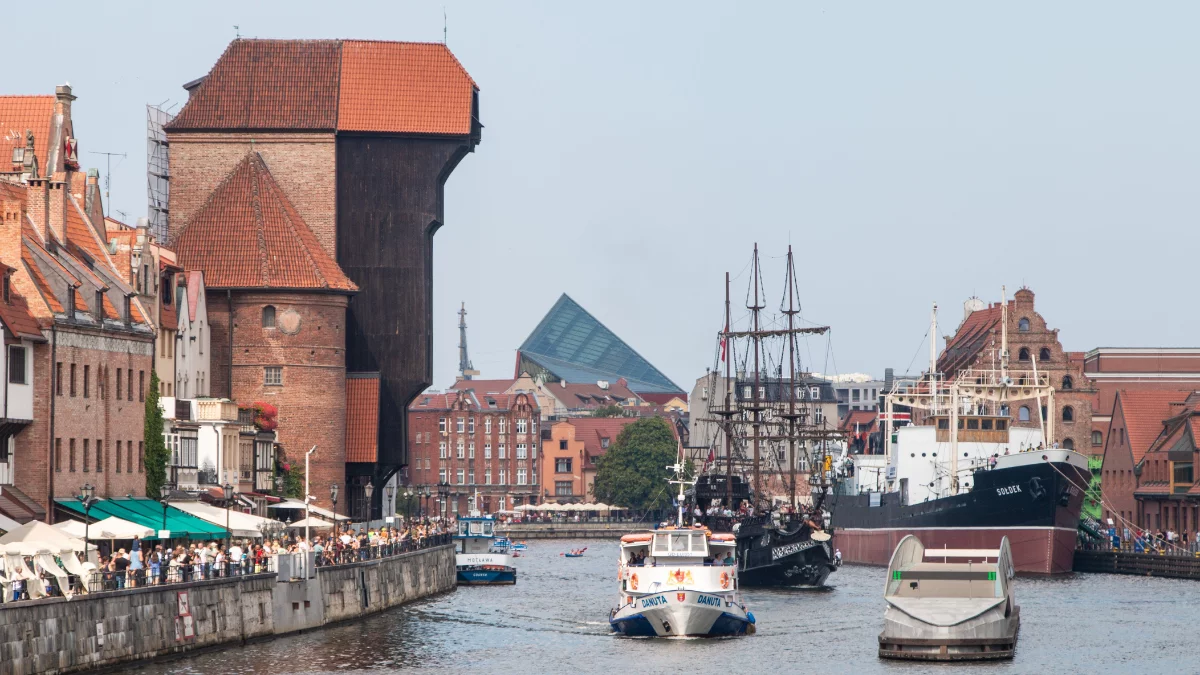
left=408, top=393, right=540, bottom=514
left=44, top=330, right=154, bottom=502
left=208, top=290, right=348, bottom=510
left=167, top=133, right=337, bottom=257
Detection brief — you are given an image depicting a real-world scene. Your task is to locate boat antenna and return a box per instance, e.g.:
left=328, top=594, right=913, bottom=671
left=724, top=271, right=734, bottom=506
left=1000, top=285, right=1009, bottom=379
left=929, top=302, right=938, bottom=416
left=750, top=243, right=764, bottom=506
left=784, top=245, right=799, bottom=509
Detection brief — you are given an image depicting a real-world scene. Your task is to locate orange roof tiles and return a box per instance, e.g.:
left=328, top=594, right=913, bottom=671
left=938, top=304, right=1006, bottom=374
left=563, top=418, right=642, bottom=459
left=1117, top=390, right=1191, bottom=463
left=338, top=41, right=477, bottom=135
left=172, top=152, right=357, bottom=292
left=168, top=39, right=478, bottom=136
left=168, top=40, right=341, bottom=131
left=0, top=284, right=46, bottom=341
left=346, top=375, right=380, bottom=463
left=21, top=245, right=63, bottom=314
left=0, top=96, right=54, bottom=172
left=65, top=198, right=108, bottom=263
left=448, top=378, right=516, bottom=394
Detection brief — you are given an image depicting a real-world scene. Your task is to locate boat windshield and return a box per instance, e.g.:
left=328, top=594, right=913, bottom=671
left=652, top=531, right=708, bottom=557
left=887, top=563, right=1001, bottom=599
left=457, top=520, right=493, bottom=537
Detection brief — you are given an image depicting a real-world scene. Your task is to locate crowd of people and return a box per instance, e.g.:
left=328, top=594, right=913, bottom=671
left=2, top=517, right=458, bottom=602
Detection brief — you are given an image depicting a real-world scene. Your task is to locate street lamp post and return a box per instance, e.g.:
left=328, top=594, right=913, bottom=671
left=330, top=483, right=339, bottom=532
left=158, top=483, right=172, bottom=534
left=385, top=483, right=395, bottom=521
left=364, top=480, right=374, bottom=523
left=77, top=483, right=96, bottom=556
left=224, top=482, right=234, bottom=543
left=437, top=482, right=449, bottom=520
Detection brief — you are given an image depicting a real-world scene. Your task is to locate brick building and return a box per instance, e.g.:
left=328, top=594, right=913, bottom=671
left=408, top=389, right=539, bottom=515
left=937, top=289, right=1094, bottom=453
left=1083, top=348, right=1200, bottom=452
left=172, top=152, right=356, bottom=510
left=0, top=86, right=156, bottom=522
left=540, top=418, right=639, bottom=503
left=1132, top=394, right=1200, bottom=534
left=1098, top=390, right=1191, bottom=528
left=166, top=38, right=481, bottom=517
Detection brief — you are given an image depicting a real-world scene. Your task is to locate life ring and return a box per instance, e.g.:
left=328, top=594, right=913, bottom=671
left=720, top=571, right=730, bottom=589
left=630, top=573, right=638, bottom=590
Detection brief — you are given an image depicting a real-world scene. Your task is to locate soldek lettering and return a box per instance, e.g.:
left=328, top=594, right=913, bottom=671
left=996, top=485, right=1021, bottom=496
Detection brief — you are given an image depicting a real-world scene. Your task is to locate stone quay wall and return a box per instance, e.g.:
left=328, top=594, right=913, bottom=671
left=0, top=545, right=454, bottom=675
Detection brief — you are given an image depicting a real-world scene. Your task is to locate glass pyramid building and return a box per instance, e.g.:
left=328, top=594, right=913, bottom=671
left=517, top=294, right=683, bottom=394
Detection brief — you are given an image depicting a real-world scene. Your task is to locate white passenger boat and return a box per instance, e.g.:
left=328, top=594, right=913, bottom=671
left=878, top=535, right=1019, bottom=661
left=454, top=515, right=516, bottom=585
left=609, top=462, right=755, bottom=637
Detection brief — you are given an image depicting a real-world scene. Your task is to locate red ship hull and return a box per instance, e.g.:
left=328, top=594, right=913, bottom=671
left=835, top=526, right=1077, bottom=574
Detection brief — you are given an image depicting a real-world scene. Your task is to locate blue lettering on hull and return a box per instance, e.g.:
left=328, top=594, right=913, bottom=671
left=697, top=595, right=723, bottom=607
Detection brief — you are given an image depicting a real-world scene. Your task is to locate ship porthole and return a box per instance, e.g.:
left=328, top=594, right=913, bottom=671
left=921, top=453, right=926, bottom=457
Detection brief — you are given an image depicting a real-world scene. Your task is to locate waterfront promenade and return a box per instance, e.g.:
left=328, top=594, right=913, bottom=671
left=0, top=537, right=454, bottom=675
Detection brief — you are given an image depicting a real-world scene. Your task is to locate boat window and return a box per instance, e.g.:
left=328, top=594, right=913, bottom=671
left=966, top=419, right=979, bottom=430
left=458, top=521, right=469, bottom=536
left=957, top=419, right=964, bottom=429
left=670, top=532, right=690, bottom=552
left=996, top=420, right=1007, bottom=431
left=469, top=521, right=484, bottom=535
left=937, top=419, right=948, bottom=430
left=482, top=522, right=493, bottom=536
left=981, top=419, right=994, bottom=430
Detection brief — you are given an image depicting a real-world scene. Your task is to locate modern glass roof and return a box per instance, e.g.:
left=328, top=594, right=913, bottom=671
left=518, top=294, right=682, bottom=394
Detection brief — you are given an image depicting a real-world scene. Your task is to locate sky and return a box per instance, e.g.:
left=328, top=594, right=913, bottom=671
left=6, top=1, right=1200, bottom=392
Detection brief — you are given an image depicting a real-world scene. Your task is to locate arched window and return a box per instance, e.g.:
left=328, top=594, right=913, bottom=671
left=1039, top=347, right=1051, bottom=362
left=1063, top=438, right=1075, bottom=450
left=1018, top=347, right=1030, bottom=362
left=1092, top=431, right=1103, bottom=446
left=1062, top=375, right=1073, bottom=390
left=1018, top=406, right=1030, bottom=422
left=1018, top=317, right=1030, bottom=332
left=1062, top=405, right=1074, bottom=422
left=262, top=305, right=276, bottom=329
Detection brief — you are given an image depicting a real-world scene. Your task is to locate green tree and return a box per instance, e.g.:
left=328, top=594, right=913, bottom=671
left=592, top=418, right=679, bottom=512
left=144, top=371, right=170, bottom=497
left=592, top=404, right=624, bottom=418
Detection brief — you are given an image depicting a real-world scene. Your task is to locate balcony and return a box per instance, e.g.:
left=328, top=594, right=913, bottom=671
left=195, top=399, right=239, bottom=423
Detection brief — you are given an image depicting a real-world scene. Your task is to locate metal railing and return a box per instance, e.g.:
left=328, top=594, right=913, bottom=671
left=314, top=533, right=451, bottom=567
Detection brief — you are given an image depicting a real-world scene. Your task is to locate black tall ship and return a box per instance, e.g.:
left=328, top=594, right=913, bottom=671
left=690, top=245, right=843, bottom=588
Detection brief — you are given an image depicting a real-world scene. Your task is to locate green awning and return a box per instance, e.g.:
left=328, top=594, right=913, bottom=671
left=56, top=497, right=229, bottom=541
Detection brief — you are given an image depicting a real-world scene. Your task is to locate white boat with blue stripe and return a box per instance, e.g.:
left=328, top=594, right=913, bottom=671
left=454, top=515, right=516, bottom=585
left=609, top=461, right=754, bottom=638
left=610, top=528, right=755, bottom=637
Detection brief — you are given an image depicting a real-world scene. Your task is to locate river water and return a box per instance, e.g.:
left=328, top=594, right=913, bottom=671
left=136, top=539, right=1193, bottom=675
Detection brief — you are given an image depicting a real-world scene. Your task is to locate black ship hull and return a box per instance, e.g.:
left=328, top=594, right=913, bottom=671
left=714, top=516, right=839, bottom=588
left=829, top=455, right=1089, bottom=574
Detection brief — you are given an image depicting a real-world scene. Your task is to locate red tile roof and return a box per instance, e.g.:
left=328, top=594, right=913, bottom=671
left=563, top=417, right=641, bottom=459
left=346, top=375, right=380, bottom=463
left=0, top=96, right=54, bottom=173
left=168, top=39, right=477, bottom=136
left=172, top=152, right=356, bottom=292
left=840, top=410, right=879, bottom=432
left=0, top=268, right=46, bottom=341
left=168, top=40, right=341, bottom=131
left=548, top=380, right=641, bottom=408
left=1116, top=390, right=1190, bottom=464
left=937, top=303, right=1007, bottom=374
left=338, top=41, right=477, bottom=135
left=65, top=197, right=109, bottom=265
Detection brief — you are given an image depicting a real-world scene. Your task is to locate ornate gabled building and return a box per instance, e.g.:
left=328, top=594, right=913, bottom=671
left=936, top=288, right=1094, bottom=453
left=0, top=85, right=156, bottom=522
left=167, top=38, right=481, bottom=516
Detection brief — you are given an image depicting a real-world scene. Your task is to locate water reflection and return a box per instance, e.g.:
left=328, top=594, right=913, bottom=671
left=135, top=539, right=1196, bottom=675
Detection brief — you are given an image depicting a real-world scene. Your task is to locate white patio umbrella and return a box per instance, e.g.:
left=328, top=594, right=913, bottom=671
left=0, top=520, right=94, bottom=553
left=90, top=516, right=155, bottom=540
left=285, top=517, right=333, bottom=530
left=591, top=503, right=612, bottom=512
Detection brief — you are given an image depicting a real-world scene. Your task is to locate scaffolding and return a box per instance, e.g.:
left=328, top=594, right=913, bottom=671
left=146, top=104, right=174, bottom=242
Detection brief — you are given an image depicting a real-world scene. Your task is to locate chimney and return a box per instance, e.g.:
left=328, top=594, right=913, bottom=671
left=884, top=368, right=894, bottom=394
left=85, top=169, right=103, bottom=225
left=51, top=84, right=77, bottom=174
left=20, top=131, right=38, bottom=180
left=54, top=84, right=76, bottom=119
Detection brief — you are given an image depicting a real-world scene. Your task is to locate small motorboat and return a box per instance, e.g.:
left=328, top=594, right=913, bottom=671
left=562, top=547, right=587, bottom=558
left=512, top=542, right=528, bottom=551
left=878, top=535, right=1019, bottom=661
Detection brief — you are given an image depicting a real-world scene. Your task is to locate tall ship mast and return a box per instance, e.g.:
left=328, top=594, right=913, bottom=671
left=692, top=244, right=843, bottom=588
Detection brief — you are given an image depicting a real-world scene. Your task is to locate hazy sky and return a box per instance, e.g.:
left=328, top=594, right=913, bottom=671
left=8, top=2, right=1199, bottom=391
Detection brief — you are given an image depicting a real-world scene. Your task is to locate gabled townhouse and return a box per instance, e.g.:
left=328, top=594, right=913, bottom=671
left=0, top=85, right=156, bottom=522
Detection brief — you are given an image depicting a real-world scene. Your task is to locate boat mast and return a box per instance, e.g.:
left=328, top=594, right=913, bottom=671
left=724, top=272, right=734, bottom=506
left=784, top=246, right=799, bottom=508
left=750, top=244, right=764, bottom=507
left=929, top=302, right=938, bottom=416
